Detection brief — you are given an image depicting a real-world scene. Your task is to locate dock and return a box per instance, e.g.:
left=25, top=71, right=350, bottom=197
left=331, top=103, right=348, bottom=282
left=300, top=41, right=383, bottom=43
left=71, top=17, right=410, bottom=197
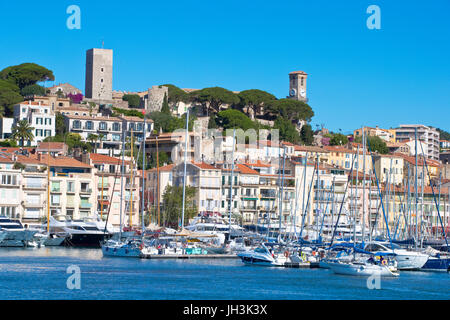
left=283, top=262, right=320, bottom=269
left=140, top=254, right=239, bottom=259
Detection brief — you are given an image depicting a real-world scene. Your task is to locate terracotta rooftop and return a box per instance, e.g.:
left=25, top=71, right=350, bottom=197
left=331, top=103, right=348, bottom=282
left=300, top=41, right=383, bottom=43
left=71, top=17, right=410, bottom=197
left=37, top=142, right=67, bottom=150
left=191, top=161, right=218, bottom=170
left=89, top=153, right=123, bottom=165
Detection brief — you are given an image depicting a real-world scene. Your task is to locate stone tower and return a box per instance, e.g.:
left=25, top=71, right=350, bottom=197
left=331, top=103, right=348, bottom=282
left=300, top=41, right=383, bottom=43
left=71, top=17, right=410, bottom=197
left=85, top=48, right=113, bottom=101
left=147, top=85, right=169, bottom=112
left=288, top=70, right=308, bottom=102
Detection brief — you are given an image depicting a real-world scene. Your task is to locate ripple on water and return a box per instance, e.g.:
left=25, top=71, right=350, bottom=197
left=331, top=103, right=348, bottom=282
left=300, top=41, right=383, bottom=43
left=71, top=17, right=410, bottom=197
left=0, top=248, right=448, bottom=300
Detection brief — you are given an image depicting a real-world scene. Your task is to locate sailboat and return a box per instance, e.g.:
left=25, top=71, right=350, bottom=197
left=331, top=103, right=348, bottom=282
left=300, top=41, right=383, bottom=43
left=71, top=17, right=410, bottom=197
left=327, top=128, right=399, bottom=277
left=102, top=115, right=148, bottom=257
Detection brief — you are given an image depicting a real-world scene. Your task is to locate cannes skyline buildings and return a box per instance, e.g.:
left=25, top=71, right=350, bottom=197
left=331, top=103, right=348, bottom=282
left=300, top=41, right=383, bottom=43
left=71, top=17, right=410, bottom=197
left=1, top=1, right=449, bottom=133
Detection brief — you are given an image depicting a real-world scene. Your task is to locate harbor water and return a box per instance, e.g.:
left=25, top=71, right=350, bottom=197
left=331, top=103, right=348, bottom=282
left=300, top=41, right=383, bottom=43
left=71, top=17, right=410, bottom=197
left=0, top=247, right=448, bottom=300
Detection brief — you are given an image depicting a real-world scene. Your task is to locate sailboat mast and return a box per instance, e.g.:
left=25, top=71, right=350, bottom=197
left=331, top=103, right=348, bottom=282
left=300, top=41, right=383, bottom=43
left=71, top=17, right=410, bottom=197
left=130, top=127, right=134, bottom=227
left=279, top=146, right=286, bottom=240
left=362, top=128, right=366, bottom=243
left=354, top=146, right=359, bottom=244
left=181, top=109, right=189, bottom=229
left=228, top=129, right=236, bottom=234
left=120, top=126, right=126, bottom=239
left=141, top=113, right=146, bottom=233
left=46, top=144, right=50, bottom=234
left=414, top=128, right=419, bottom=250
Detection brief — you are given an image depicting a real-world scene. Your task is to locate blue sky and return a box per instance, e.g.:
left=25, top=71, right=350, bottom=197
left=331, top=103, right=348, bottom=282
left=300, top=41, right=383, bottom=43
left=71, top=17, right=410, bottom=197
left=1, top=0, right=449, bottom=133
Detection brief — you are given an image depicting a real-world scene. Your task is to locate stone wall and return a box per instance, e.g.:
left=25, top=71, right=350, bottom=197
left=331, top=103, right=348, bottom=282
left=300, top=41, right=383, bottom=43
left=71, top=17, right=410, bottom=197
left=147, top=85, right=168, bottom=112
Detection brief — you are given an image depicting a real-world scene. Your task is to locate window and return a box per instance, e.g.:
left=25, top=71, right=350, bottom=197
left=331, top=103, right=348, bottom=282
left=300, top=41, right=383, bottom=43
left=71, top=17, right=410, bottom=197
left=301, top=77, right=304, bottom=86
left=73, top=120, right=81, bottom=129
left=101, top=79, right=104, bottom=83
left=67, top=181, right=75, bottom=192
left=129, top=123, right=135, bottom=131
left=85, top=121, right=93, bottom=130
left=99, top=122, right=107, bottom=130
left=112, top=122, right=120, bottom=131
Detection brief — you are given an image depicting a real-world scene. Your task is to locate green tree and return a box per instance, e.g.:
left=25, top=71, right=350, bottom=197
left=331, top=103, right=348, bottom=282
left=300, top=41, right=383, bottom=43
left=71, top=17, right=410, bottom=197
left=20, top=84, right=46, bottom=97
left=355, top=135, right=388, bottom=154
left=190, top=87, right=240, bottom=115
left=160, top=93, right=170, bottom=114
left=148, top=152, right=170, bottom=169
left=122, top=94, right=141, bottom=108
left=0, top=139, right=18, bottom=147
left=215, top=109, right=258, bottom=131
left=329, top=133, right=349, bottom=146
left=238, top=89, right=276, bottom=119
left=0, top=79, right=22, bottom=117
left=161, top=185, right=197, bottom=228
left=11, top=120, right=35, bottom=147
left=161, top=84, right=190, bottom=104
left=0, top=63, right=54, bottom=89
left=208, top=112, right=218, bottom=129
left=266, top=98, right=314, bottom=122
left=87, top=133, right=99, bottom=152
left=436, top=128, right=450, bottom=141
left=55, top=112, right=67, bottom=136
left=300, top=124, right=314, bottom=145
left=273, top=117, right=300, bottom=144
left=112, top=107, right=144, bottom=118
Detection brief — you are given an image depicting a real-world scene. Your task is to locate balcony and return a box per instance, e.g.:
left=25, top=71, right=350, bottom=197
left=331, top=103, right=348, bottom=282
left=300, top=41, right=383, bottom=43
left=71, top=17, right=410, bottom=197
left=23, top=183, right=46, bottom=190
left=79, top=202, right=92, bottom=209
left=98, top=183, right=110, bottom=189
left=80, top=188, right=92, bottom=194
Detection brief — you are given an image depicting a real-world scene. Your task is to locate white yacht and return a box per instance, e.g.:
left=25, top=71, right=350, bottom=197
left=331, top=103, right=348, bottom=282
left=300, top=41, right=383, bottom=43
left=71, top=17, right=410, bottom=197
left=185, top=216, right=245, bottom=244
left=364, top=242, right=429, bottom=270
left=0, top=217, right=38, bottom=247
left=46, top=216, right=109, bottom=247
left=237, top=243, right=289, bottom=266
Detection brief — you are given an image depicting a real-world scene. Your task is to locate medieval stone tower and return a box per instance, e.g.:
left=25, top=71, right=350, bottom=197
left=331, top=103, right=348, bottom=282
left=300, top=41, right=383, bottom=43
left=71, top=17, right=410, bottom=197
left=85, top=48, right=113, bottom=101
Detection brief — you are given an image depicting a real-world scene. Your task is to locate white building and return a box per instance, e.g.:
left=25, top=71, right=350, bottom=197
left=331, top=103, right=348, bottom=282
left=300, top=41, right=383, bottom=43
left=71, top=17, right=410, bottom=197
left=13, top=101, right=55, bottom=146
left=0, top=118, right=14, bottom=140
left=395, top=124, right=440, bottom=161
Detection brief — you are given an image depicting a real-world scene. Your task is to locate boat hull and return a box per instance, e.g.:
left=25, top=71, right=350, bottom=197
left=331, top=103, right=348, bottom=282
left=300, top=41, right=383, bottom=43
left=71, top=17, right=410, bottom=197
left=102, top=245, right=141, bottom=257
left=395, top=253, right=429, bottom=270
left=64, top=233, right=108, bottom=248
left=328, top=262, right=398, bottom=277
left=421, top=257, right=450, bottom=272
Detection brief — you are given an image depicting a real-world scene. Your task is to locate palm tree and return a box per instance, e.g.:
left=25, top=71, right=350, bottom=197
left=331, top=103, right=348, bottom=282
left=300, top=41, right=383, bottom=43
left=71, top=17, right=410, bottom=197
left=98, top=133, right=105, bottom=150
left=87, top=133, right=99, bottom=152
left=11, top=120, right=35, bottom=147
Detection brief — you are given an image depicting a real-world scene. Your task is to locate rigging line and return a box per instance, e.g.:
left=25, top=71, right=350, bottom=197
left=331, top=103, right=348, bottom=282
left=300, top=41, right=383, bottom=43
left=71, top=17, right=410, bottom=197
left=366, top=139, right=393, bottom=246
left=418, top=140, right=449, bottom=247
left=329, top=151, right=356, bottom=249
left=102, top=156, right=123, bottom=236
left=298, top=159, right=318, bottom=245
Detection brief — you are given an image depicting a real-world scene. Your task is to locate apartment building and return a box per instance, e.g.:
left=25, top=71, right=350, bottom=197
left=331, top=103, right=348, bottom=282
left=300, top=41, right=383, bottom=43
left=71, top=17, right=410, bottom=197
left=353, top=126, right=395, bottom=143
left=0, top=152, right=21, bottom=219
left=90, top=153, right=140, bottom=227
left=13, top=101, right=56, bottom=146
left=64, top=114, right=153, bottom=156
left=395, top=124, right=440, bottom=160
